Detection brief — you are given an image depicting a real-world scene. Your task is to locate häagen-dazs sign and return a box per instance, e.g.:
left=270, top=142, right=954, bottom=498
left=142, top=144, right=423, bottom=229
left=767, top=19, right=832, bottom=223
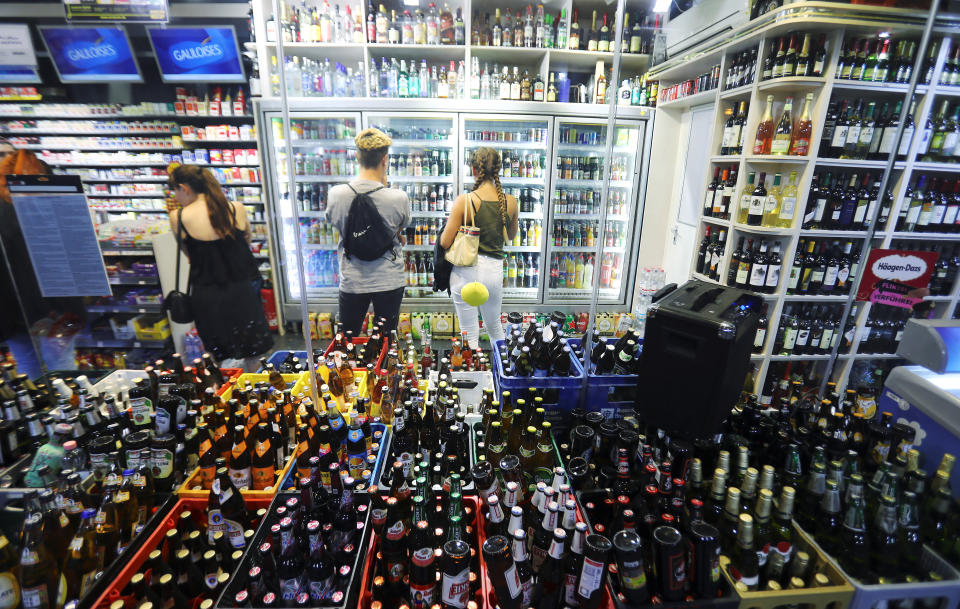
left=856, top=249, right=940, bottom=310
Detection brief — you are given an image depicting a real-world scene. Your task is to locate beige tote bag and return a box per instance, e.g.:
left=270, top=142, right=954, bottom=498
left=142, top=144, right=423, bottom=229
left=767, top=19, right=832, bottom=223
left=445, top=195, right=480, bottom=267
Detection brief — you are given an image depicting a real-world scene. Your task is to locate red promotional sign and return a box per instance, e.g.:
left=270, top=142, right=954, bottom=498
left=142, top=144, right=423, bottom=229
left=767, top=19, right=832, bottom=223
left=856, top=248, right=939, bottom=310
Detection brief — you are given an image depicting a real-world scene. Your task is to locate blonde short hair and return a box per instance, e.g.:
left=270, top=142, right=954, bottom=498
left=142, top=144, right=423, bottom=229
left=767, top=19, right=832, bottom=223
left=355, top=127, right=392, bottom=168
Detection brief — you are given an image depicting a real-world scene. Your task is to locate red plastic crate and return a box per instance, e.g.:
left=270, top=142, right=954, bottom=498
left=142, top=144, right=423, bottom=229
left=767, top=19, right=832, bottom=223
left=213, top=366, right=244, bottom=396
left=91, top=495, right=272, bottom=609
left=356, top=496, right=490, bottom=608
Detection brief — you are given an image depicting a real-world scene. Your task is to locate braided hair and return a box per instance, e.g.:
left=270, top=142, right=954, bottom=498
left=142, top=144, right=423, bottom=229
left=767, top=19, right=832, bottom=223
left=470, top=147, right=508, bottom=230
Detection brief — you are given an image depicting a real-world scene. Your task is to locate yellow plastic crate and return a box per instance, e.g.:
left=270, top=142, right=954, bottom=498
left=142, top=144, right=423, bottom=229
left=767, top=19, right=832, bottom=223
left=177, top=454, right=296, bottom=499
left=132, top=314, right=170, bottom=340
left=719, top=524, right=854, bottom=609
left=220, top=372, right=305, bottom=401
left=293, top=371, right=368, bottom=421
left=177, top=372, right=305, bottom=499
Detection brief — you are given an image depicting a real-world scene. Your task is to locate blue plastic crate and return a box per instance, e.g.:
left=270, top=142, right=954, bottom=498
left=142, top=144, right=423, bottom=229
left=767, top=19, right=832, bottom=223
left=260, top=349, right=307, bottom=371
left=279, top=422, right=391, bottom=492
left=568, top=337, right=641, bottom=421
left=492, top=339, right=585, bottom=431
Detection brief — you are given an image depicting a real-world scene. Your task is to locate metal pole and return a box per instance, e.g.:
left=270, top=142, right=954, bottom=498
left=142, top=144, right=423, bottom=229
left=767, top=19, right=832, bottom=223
left=818, top=0, right=941, bottom=396
left=580, top=0, right=628, bottom=396
left=272, top=0, right=320, bottom=406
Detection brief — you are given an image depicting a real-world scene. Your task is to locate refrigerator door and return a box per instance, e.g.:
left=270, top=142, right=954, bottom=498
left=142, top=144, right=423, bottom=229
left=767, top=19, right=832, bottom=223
left=263, top=111, right=362, bottom=307
left=547, top=117, right=646, bottom=304
left=362, top=112, right=458, bottom=301
left=459, top=114, right=552, bottom=303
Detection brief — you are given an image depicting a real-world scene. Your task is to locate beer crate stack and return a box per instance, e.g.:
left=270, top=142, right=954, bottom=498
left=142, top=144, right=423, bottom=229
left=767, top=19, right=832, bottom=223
left=568, top=333, right=643, bottom=422
left=91, top=486, right=274, bottom=609
left=493, top=313, right=587, bottom=430
left=0, top=356, right=246, bottom=609
left=215, top=489, right=372, bottom=608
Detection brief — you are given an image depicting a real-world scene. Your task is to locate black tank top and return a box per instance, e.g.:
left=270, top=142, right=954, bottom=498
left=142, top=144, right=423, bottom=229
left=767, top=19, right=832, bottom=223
left=181, top=223, right=259, bottom=285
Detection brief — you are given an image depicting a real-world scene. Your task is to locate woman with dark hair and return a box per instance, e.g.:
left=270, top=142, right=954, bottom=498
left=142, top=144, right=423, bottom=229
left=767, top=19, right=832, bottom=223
left=440, top=147, right=519, bottom=348
left=168, top=164, right=272, bottom=367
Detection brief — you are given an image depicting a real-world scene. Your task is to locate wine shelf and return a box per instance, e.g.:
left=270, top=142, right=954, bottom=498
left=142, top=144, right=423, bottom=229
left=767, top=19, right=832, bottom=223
left=649, top=2, right=958, bottom=395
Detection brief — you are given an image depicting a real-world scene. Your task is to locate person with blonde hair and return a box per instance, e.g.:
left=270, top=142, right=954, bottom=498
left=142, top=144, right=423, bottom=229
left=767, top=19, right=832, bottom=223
left=327, top=127, right=410, bottom=334
left=440, top=147, right=519, bottom=348
left=168, top=164, right=272, bottom=368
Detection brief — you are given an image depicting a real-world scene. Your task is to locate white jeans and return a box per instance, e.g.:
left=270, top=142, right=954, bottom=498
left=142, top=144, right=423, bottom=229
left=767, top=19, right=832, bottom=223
left=451, top=255, right=505, bottom=349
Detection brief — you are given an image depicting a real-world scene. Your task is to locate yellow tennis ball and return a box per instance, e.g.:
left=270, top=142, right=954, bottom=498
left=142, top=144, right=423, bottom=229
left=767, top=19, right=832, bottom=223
left=462, top=282, right=489, bottom=306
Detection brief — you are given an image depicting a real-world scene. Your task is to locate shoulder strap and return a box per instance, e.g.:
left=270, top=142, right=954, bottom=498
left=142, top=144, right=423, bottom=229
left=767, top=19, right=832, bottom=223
left=464, top=193, right=479, bottom=227
left=173, top=215, right=187, bottom=293
left=347, top=183, right=385, bottom=197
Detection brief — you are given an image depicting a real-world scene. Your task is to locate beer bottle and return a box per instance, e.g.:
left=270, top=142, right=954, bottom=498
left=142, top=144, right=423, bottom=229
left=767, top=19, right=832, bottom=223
left=228, top=425, right=252, bottom=490
left=563, top=521, right=587, bottom=606
left=209, top=467, right=247, bottom=549
left=872, top=494, right=899, bottom=579
left=704, top=468, right=728, bottom=527
left=753, top=488, right=773, bottom=560
left=720, top=486, right=742, bottom=548
left=440, top=538, right=470, bottom=609
left=62, top=509, right=100, bottom=602
left=251, top=423, right=276, bottom=491
left=612, top=529, right=648, bottom=604
left=782, top=443, right=803, bottom=491
left=815, top=479, right=842, bottom=554
left=771, top=486, right=795, bottom=552
left=0, top=531, right=18, bottom=609
left=731, top=514, right=759, bottom=590
left=797, top=462, right=826, bottom=531
left=531, top=501, right=560, bottom=573
left=840, top=493, right=870, bottom=580
left=898, top=490, right=922, bottom=570
left=518, top=426, right=539, bottom=478
left=406, top=522, right=435, bottom=606
left=511, top=529, right=534, bottom=607
left=533, top=528, right=567, bottom=608
left=482, top=535, right=522, bottom=609
left=485, top=422, right=507, bottom=465
left=19, top=512, right=62, bottom=609
left=276, top=518, right=304, bottom=601
left=94, top=488, right=121, bottom=565
left=576, top=533, right=612, bottom=609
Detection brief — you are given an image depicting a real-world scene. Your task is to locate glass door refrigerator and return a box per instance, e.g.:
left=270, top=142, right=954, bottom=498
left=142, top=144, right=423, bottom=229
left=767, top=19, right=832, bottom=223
left=362, top=112, right=458, bottom=302
left=459, top=114, right=552, bottom=303
left=547, top=117, right=647, bottom=304
left=263, top=112, right=362, bottom=307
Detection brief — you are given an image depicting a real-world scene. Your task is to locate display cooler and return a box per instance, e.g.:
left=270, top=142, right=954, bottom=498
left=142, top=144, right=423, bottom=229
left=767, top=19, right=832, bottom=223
left=256, top=100, right=653, bottom=320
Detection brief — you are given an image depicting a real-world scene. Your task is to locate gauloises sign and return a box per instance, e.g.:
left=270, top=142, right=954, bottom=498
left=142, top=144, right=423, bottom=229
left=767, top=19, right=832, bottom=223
left=39, top=26, right=142, bottom=83
left=147, top=26, right=245, bottom=83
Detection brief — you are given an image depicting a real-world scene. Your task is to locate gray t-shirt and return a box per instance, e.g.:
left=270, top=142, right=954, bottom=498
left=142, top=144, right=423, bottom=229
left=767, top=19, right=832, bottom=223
left=326, top=178, right=411, bottom=293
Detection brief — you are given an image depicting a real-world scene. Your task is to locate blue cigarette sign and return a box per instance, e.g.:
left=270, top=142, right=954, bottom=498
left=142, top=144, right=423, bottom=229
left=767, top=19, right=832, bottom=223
left=40, top=26, right=141, bottom=82
left=147, top=27, right=244, bottom=82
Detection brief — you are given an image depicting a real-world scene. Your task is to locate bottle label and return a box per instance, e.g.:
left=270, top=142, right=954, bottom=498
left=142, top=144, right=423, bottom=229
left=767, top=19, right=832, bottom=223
left=578, top=556, right=605, bottom=598
left=770, top=137, right=790, bottom=155
left=899, top=126, right=915, bottom=155
left=225, top=517, right=245, bottom=548
left=831, top=125, right=849, bottom=148
left=783, top=328, right=798, bottom=350
left=879, top=127, right=897, bottom=154
left=229, top=466, right=252, bottom=490
left=0, top=572, right=19, bottom=609
left=129, top=396, right=153, bottom=426
left=845, top=125, right=861, bottom=146
left=748, top=195, right=765, bottom=217
left=736, top=263, right=750, bottom=285
left=20, top=586, right=47, bottom=609
left=766, top=265, right=780, bottom=288
left=279, top=575, right=303, bottom=600
left=502, top=563, right=523, bottom=600
left=703, top=189, right=715, bottom=210
left=252, top=466, right=274, bottom=491
left=739, top=194, right=752, bottom=215
left=820, top=329, right=834, bottom=350
left=156, top=407, right=171, bottom=435
left=564, top=573, right=579, bottom=605
left=409, top=579, right=435, bottom=608
left=796, top=328, right=810, bottom=347
left=749, top=263, right=767, bottom=287
left=780, top=196, right=796, bottom=220
left=764, top=195, right=778, bottom=213
left=755, top=328, right=767, bottom=348
left=151, top=447, right=174, bottom=480
left=441, top=567, right=469, bottom=609
left=824, top=266, right=839, bottom=287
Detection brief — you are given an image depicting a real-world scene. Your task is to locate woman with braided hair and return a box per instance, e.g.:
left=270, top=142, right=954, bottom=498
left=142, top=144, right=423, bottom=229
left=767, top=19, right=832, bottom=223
left=440, top=146, right=519, bottom=348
